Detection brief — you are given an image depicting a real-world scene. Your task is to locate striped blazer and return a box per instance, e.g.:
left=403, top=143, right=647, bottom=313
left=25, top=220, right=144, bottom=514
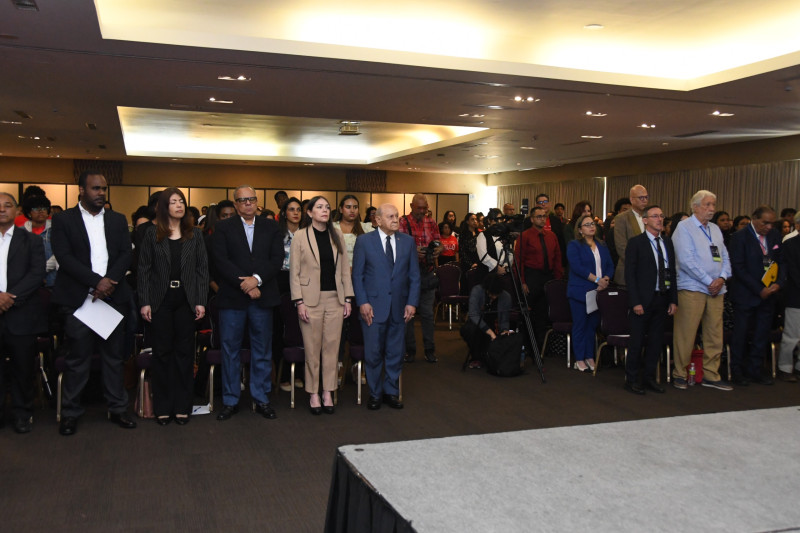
left=137, top=225, right=209, bottom=312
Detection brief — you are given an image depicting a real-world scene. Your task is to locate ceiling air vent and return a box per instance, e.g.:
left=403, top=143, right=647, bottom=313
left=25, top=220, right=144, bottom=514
left=672, top=130, right=718, bottom=138
left=13, top=0, right=39, bottom=11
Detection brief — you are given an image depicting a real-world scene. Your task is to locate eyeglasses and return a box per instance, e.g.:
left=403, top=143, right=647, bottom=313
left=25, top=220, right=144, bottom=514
left=644, top=214, right=664, bottom=219
left=235, top=197, right=258, bottom=204
left=536, top=200, right=549, bottom=205
left=580, top=222, right=595, bottom=228
left=30, top=207, right=49, bottom=212
left=635, top=195, right=649, bottom=202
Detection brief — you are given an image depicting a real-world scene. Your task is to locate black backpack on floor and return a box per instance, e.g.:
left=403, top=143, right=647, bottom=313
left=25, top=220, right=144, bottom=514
left=485, top=332, right=523, bottom=377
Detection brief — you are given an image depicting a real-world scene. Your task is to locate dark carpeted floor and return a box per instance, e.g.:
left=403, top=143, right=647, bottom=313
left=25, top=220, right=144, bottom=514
left=1, top=324, right=797, bottom=532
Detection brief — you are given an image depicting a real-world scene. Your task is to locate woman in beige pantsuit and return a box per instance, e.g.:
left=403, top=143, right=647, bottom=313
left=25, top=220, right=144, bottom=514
left=290, top=196, right=354, bottom=415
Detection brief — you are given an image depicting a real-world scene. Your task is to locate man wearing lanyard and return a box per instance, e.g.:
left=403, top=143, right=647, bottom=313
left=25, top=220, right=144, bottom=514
left=728, top=206, right=783, bottom=385
left=623, top=205, right=677, bottom=394
left=671, top=190, right=733, bottom=390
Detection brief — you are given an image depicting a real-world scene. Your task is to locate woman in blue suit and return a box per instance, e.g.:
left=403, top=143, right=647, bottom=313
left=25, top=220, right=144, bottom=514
left=567, top=213, right=614, bottom=372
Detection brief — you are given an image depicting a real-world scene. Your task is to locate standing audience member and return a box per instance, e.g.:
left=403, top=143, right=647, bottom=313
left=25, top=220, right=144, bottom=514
left=553, top=203, right=567, bottom=223
left=566, top=213, right=614, bottom=373
left=671, top=190, right=732, bottom=391
left=502, top=203, right=515, bottom=216
left=441, top=211, right=458, bottom=236
left=534, top=194, right=567, bottom=267
left=352, top=204, right=420, bottom=410
left=363, top=206, right=378, bottom=229
left=614, top=184, right=649, bottom=286
left=476, top=209, right=513, bottom=277
left=733, top=215, right=751, bottom=232
left=14, top=185, right=47, bottom=227
left=783, top=212, right=800, bottom=243
left=275, top=197, right=303, bottom=392
left=668, top=212, right=690, bottom=238
left=205, top=199, right=236, bottom=295
left=781, top=219, right=792, bottom=238
left=290, top=196, right=354, bottom=415
left=138, top=188, right=209, bottom=425
left=0, top=193, right=45, bottom=433
left=623, top=205, right=677, bottom=395
left=437, top=221, right=458, bottom=265
left=605, top=197, right=632, bottom=267
left=458, top=213, right=480, bottom=272
left=52, top=171, right=136, bottom=435
left=334, top=195, right=373, bottom=266
left=399, top=193, right=442, bottom=363
left=712, top=211, right=735, bottom=246
left=274, top=191, right=289, bottom=211
left=516, top=205, right=563, bottom=353
left=212, top=185, right=283, bottom=421
left=777, top=227, right=800, bottom=382
left=563, top=201, right=600, bottom=247
left=728, top=206, right=783, bottom=386
left=22, top=195, right=57, bottom=287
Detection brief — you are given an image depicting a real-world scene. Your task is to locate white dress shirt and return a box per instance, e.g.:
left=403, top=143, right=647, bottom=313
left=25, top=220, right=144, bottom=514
left=78, top=202, right=108, bottom=277
left=378, top=227, right=396, bottom=262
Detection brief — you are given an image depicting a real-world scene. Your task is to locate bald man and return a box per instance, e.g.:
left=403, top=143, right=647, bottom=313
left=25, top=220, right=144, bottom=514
left=613, top=184, right=649, bottom=286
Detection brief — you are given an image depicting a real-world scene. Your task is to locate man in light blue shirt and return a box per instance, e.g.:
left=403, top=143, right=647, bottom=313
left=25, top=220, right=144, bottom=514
left=671, top=190, right=733, bottom=391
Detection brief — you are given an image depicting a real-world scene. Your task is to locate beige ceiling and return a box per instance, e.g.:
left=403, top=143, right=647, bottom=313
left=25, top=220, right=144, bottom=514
left=1, top=0, right=800, bottom=175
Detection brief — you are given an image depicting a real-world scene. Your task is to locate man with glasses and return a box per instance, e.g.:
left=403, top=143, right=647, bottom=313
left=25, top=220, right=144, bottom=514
left=623, top=205, right=677, bottom=395
left=212, top=185, right=283, bottom=420
left=613, top=184, right=649, bottom=286
left=728, top=205, right=783, bottom=385
left=516, top=206, right=563, bottom=353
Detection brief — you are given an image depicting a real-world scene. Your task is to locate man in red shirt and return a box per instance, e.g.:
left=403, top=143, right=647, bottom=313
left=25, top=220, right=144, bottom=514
left=399, top=193, right=442, bottom=363
left=516, top=205, right=563, bottom=353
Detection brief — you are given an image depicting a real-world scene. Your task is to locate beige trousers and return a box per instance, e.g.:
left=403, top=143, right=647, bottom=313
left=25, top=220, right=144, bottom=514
left=299, top=291, right=344, bottom=393
left=672, top=290, right=723, bottom=381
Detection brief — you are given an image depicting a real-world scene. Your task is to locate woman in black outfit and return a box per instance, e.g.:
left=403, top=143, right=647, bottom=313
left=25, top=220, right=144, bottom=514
left=138, top=188, right=209, bottom=426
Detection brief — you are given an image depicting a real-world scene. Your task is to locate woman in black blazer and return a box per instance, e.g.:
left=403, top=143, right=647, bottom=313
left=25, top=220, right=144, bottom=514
left=138, top=188, right=209, bottom=425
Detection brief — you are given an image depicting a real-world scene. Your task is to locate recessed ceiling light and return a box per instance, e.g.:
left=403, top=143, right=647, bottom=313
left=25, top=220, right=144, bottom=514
left=487, top=105, right=504, bottom=110
left=585, top=111, right=607, bottom=117
left=711, top=110, right=735, bottom=117
left=217, top=75, right=251, bottom=82
left=459, top=113, right=469, bottom=117
left=304, top=163, right=315, bottom=166
left=581, top=135, right=603, bottom=139
left=638, top=124, right=656, bottom=129
left=208, top=97, right=233, bottom=104
left=0, top=120, right=22, bottom=125
left=514, top=96, right=536, bottom=102
left=584, top=24, right=604, bottom=30
left=520, top=146, right=536, bottom=150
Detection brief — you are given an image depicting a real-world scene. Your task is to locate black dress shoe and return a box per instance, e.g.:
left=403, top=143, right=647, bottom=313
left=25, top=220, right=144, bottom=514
left=322, top=396, right=335, bottom=414
left=216, top=404, right=239, bottom=421
left=59, top=416, right=78, bottom=436
left=644, top=379, right=665, bottom=394
left=13, top=418, right=33, bottom=434
left=367, top=396, right=381, bottom=410
left=108, top=412, right=137, bottom=429
left=382, top=394, right=404, bottom=409
left=309, top=404, right=322, bottom=415
left=424, top=352, right=438, bottom=363
left=156, top=416, right=172, bottom=426
left=403, top=353, right=415, bottom=363
left=624, top=381, right=645, bottom=395
left=253, top=402, right=277, bottom=419
left=731, top=374, right=750, bottom=386
left=748, top=374, right=775, bottom=386
left=174, top=416, right=190, bottom=426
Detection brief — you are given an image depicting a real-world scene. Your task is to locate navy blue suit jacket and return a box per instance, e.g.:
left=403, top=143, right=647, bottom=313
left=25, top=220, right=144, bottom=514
left=729, top=225, right=784, bottom=308
left=624, top=232, right=678, bottom=308
left=566, top=240, right=614, bottom=301
left=352, top=230, right=420, bottom=322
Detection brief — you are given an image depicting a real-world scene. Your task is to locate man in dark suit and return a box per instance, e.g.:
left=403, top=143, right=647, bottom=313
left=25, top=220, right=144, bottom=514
left=728, top=205, right=784, bottom=385
left=51, top=171, right=136, bottom=435
left=212, top=185, right=283, bottom=420
left=0, top=193, right=45, bottom=433
left=352, top=204, right=420, bottom=410
left=624, top=205, right=677, bottom=394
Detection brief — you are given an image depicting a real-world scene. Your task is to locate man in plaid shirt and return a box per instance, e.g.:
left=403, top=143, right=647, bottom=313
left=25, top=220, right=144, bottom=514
left=399, top=193, right=443, bottom=363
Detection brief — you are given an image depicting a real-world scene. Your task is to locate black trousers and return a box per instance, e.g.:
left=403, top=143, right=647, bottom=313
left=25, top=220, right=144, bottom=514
left=0, top=321, right=36, bottom=420
left=731, top=298, right=775, bottom=379
left=524, top=268, right=554, bottom=352
left=150, top=287, right=196, bottom=417
left=61, top=301, right=129, bottom=418
left=625, top=292, right=668, bottom=384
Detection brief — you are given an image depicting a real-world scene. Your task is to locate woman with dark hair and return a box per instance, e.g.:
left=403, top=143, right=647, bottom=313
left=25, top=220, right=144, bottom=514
left=363, top=206, right=378, bottom=229
left=566, top=213, right=614, bottom=372
left=733, top=215, right=751, bottom=232
left=290, top=196, right=354, bottom=415
left=22, top=194, right=57, bottom=287
left=712, top=211, right=734, bottom=245
left=138, top=187, right=209, bottom=425
left=564, top=200, right=603, bottom=247
left=438, top=221, right=458, bottom=265
left=441, top=210, right=458, bottom=237
left=334, top=195, right=373, bottom=267
left=668, top=212, right=690, bottom=238
left=276, top=197, right=303, bottom=392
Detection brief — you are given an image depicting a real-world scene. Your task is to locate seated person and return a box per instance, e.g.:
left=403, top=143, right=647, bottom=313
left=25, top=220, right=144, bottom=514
left=463, top=273, right=511, bottom=368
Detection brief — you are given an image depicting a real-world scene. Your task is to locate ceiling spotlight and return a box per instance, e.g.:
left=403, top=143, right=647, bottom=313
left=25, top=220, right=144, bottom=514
left=217, top=75, right=251, bottom=82
left=459, top=113, right=469, bottom=117
left=581, top=135, right=603, bottom=139
left=0, top=120, right=22, bottom=125
left=586, top=111, right=607, bottom=117
left=514, top=96, right=536, bottom=103
left=638, top=123, right=656, bottom=129
left=711, top=110, right=735, bottom=117
left=208, top=97, right=233, bottom=104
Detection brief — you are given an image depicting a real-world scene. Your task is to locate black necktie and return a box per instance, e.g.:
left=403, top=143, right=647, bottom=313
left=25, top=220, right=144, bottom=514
left=386, top=235, right=394, bottom=267
left=539, top=232, right=550, bottom=273
left=655, top=236, right=666, bottom=292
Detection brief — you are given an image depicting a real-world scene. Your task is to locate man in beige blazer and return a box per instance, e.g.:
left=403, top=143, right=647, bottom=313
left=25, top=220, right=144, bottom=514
left=613, top=184, right=649, bottom=286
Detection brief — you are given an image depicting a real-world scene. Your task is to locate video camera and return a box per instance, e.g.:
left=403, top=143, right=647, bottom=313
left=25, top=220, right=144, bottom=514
left=484, top=214, right=525, bottom=242
left=424, top=239, right=441, bottom=266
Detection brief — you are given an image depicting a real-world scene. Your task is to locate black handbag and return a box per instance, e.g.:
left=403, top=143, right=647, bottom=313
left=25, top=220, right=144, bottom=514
left=485, top=333, right=523, bottom=377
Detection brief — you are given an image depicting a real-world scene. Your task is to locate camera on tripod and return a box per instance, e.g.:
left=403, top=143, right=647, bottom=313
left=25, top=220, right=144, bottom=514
left=484, top=214, right=525, bottom=244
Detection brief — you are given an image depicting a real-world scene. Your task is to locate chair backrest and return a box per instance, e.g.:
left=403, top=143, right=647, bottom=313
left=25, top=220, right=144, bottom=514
left=544, top=279, right=571, bottom=323
left=208, top=297, right=221, bottom=349
left=280, top=293, right=304, bottom=348
left=348, top=309, right=364, bottom=346
left=465, top=266, right=484, bottom=294
left=435, top=263, right=461, bottom=298
left=596, top=288, right=630, bottom=337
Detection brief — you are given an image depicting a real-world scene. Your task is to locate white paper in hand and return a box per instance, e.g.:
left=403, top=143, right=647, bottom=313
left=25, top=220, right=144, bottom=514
left=73, top=294, right=124, bottom=340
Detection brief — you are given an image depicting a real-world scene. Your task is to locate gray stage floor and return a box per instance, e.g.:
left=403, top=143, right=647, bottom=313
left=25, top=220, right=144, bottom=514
left=340, top=406, right=800, bottom=532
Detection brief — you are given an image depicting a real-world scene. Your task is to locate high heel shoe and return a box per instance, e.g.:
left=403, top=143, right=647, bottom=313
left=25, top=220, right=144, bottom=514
left=174, top=415, right=190, bottom=425
left=585, top=359, right=596, bottom=372
left=156, top=416, right=171, bottom=426
left=309, top=394, right=322, bottom=415
left=322, top=393, right=335, bottom=415
left=573, top=362, right=589, bottom=373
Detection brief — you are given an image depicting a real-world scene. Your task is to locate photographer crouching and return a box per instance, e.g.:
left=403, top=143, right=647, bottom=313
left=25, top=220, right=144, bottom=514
left=463, top=273, right=512, bottom=369
left=399, top=194, right=443, bottom=363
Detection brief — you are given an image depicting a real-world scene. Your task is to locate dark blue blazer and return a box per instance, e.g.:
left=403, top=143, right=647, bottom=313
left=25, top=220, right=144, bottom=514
left=624, top=232, right=678, bottom=308
left=51, top=206, right=132, bottom=309
left=352, top=230, right=420, bottom=323
left=566, top=239, right=614, bottom=301
left=729, top=225, right=784, bottom=308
